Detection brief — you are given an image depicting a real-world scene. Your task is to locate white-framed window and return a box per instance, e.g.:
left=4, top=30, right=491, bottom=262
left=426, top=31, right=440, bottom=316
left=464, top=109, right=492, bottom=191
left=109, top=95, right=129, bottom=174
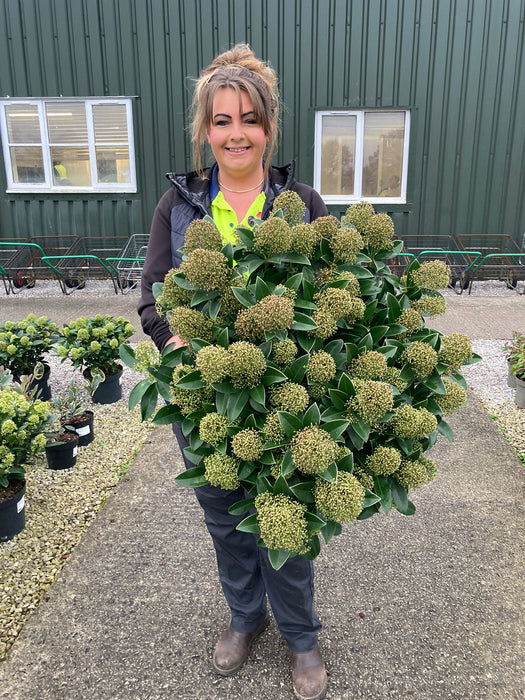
left=0, top=97, right=136, bottom=193
left=314, top=110, right=410, bottom=204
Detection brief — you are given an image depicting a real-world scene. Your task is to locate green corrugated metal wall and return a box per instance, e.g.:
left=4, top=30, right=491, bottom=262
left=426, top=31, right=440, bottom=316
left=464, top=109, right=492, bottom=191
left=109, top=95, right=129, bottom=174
left=0, top=0, right=524, bottom=246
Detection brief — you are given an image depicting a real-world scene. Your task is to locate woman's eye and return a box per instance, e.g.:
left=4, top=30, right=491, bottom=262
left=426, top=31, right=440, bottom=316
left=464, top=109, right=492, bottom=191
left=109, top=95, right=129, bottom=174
left=215, top=119, right=229, bottom=127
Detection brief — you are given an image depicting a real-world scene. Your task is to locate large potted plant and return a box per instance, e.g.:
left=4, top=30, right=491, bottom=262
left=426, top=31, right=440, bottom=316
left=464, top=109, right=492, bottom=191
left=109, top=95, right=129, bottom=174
left=55, top=315, right=135, bottom=404
left=0, top=371, right=50, bottom=540
left=123, top=198, right=479, bottom=570
left=51, top=380, right=95, bottom=447
left=0, top=314, right=59, bottom=400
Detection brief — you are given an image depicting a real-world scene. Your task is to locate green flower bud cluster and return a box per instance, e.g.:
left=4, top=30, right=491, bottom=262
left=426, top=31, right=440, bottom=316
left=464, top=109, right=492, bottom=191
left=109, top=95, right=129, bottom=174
left=291, top=426, right=340, bottom=474
left=395, top=456, right=437, bottom=489
left=170, top=364, right=213, bottom=415
left=255, top=492, right=309, bottom=554
left=383, top=366, right=409, bottom=392
left=155, top=269, right=194, bottom=311
left=195, top=345, right=230, bottom=384
left=307, top=382, right=327, bottom=400
left=350, top=351, right=388, bottom=380
left=438, top=333, right=473, bottom=370
left=228, top=341, right=267, bottom=389
left=410, top=294, right=447, bottom=318
left=183, top=219, right=223, bottom=254
left=274, top=285, right=297, bottom=302
left=132, top=341, right=160, bottom=375
left=352, top=465, right=374, bottom=490
left=363, top=213, right=395, bottom=252
left=307, top=351, right=336, bottom=384
left=291, top=223, right=321, bottom=258
left=336, top=272, right=361, bottom=298
left=180, top=248, right=231, bottom=291
left=401, top=341, right=439, bottom=378
left=272, top=339, right=298, bottom=366
left=365, top=446, right=402, bottom=476
left=253, top=217, right=294, bottom=257
left=312, top=288, right=365, bottom=339
left=314, top=471, right=365, bottom=523
left=235, top=295, right=295, bottom=342
left=346, top=380, right=394, bottom=424
left=389, top=404, right=437, bottom=439
left=270, top=382, right=310, bottom=414
left=311, top=215, right=340, bottom=240
left=341, top=201, right=375, bottom=233
left=169, top=306, right=214, bottom=344
left=330, top=227, right=364, bottom=264
left=435, top=380, right=467, bottom=415
left=397, top=308, right=423, bottom=336
left=199, top=412, right=230, bottom=445
left=264, top=410, right=286, bottom=443
left=219, top=283, right=245, bottom=320
left=410, top=260, right=450, bottom=290
left=270, top=191, right=306, bottom=226
left=204, top=453, right=239, bottom=490
left=231, top=429, right=264, bottom=461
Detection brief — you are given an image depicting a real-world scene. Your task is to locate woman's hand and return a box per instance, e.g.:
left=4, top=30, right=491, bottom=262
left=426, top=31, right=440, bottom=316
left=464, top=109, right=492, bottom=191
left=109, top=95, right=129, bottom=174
left=164, top=335, right=185, bottom=350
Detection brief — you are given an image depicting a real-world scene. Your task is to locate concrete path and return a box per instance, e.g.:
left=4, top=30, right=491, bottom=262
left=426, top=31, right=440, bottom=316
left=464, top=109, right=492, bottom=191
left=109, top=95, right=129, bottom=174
left=0, top=290, right=523, bottom=699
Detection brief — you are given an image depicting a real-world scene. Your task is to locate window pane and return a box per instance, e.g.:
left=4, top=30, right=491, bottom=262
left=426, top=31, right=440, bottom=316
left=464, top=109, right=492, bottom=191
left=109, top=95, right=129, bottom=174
left=5, top=104, right=41, bottom=143
left=46, top=103, right=88, bottom=143
left=93, top=104, right=128, bottom=144
left=96, top=147, right=131, bottom=183
left=362, top=112, right=405, bottom=197
left=50, top=146, right=91, bottom=186
left=10, top=146, right=45, bottom=183
left=320, top=115, right=355, bottom=195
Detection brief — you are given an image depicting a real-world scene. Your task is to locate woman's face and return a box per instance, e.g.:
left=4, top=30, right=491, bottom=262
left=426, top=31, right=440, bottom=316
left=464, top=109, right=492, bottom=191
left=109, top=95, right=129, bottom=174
left=207, top=87, right=267, bottom=182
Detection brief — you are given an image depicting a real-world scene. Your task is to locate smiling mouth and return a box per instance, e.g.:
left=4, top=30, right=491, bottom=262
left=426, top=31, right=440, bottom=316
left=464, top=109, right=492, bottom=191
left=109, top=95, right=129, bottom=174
left=226, top=147, right=249, bottom=153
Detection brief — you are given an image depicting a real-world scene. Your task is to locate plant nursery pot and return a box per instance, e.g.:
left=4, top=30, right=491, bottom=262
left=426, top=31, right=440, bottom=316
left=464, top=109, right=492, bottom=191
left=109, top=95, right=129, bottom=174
left=45, top=432, right=79, bottom=470
left=16, top=363, right=51, bottom=401
left=507, top=360, right=516, bottom=388
left=62, top=410, right=94, bottom=447
left=85, top=367, right=123, bottom=404
left=514, top=376, right=525, bottom=409
left=0, top=480, right=26, bottom=542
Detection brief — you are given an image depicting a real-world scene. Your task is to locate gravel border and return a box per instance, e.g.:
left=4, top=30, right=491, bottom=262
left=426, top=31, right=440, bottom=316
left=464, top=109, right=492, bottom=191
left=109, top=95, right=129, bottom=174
left=0, top=326, right=523, bottom=661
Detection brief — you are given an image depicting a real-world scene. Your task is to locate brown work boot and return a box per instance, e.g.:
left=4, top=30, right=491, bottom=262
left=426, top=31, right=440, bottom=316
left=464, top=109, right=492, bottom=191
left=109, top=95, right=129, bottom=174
left=212, top=615, right=270, bottom=676
left=291, top=644, right=327, bottom=700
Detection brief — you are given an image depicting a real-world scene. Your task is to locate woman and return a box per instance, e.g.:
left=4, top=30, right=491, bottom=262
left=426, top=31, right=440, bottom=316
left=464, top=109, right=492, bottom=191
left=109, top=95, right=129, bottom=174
left=138, top=44, right=329, bottom=700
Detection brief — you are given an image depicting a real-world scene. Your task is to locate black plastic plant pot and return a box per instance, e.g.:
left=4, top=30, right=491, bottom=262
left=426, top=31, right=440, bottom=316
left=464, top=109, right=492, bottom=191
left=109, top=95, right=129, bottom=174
left=30, top=362, right=52, bottom=401
left=0, top=480, right=26, bottom=542
left=45, top=433, right=79, bottom=470
left=66, top=410, right=95, bottom=447
left=90, top=370, right=123, bottom=404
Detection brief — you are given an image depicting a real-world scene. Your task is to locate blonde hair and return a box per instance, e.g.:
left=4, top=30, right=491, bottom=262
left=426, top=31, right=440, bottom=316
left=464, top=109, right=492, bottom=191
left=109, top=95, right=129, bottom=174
left=191, top=44, right=280, bottom=180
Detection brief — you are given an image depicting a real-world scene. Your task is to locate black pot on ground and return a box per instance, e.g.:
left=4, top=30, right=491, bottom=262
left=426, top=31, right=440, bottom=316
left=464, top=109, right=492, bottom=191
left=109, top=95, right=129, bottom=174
left=62, top=410, right=94, bottom=447
left=45, top=432, right=79, bottom=470
left=515, top=376, right=525, bottom=409
left=85, top=366, right=123, bottom=404
left=0, top=480, right=26, bottom=542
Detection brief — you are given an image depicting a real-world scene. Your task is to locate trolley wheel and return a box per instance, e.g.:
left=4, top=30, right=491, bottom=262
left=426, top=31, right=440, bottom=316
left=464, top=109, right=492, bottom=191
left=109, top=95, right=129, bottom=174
left=64, top=277, right=86, bottom=289
left=459, top=272, right=471, bottom=290
left=12, top=270, right=35, bottom=288
left=449, top=277, right=458, bottom=288
left=506, top=272, right=518, bottom=289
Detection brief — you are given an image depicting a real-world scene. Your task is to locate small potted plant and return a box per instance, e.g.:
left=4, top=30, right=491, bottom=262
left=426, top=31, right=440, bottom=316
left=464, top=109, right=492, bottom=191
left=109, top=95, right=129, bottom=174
left=0, top=370, right=51, bottom=540
left=506, top=333, right=525, bottom=407
left=44, top=416, right=80, bottom=471
left=502, top=331, right=525, bottom=389
left=51, top=380, right=95, bottom=447
left=0, top=314, right=59, bottom=400
left=55, top=315, right=135, bottom=404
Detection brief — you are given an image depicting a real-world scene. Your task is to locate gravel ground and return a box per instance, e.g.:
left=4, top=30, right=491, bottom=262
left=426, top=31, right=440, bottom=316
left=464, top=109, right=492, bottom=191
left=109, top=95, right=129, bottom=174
left=0, top=279, right=523, bottom=661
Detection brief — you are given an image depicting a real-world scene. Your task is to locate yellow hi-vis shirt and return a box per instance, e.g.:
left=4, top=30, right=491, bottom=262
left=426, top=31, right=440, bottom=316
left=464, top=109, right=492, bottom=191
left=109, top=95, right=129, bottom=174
left=211, top=190, right=266, bottom=243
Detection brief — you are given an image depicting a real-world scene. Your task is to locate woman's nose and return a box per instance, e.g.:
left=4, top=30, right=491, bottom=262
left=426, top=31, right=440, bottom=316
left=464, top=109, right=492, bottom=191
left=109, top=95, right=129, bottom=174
left=230, top=119, right=244, bottom=139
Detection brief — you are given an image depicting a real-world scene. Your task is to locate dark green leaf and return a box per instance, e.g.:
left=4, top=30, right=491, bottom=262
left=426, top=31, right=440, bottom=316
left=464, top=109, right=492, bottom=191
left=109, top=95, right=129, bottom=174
left=236, top=513, right=260, bottom=534
left=262, top=367, right=288, bottom=386
left=268, top=548, right=292, bottom=570
left=358, top=333, right=373, bottom=352
left=373, top=475, right=392, bottom=513
left=175, top=371, right=206, bottom=390
left=254, top=275, right=272, bottom=300
left=357, top=502, right=381, bottom=520
left=303, top=402, right=321, bottom=426
left=289, top=480, right=315, bottom=503
left=318, top=462, right=338, bottom=482
left=278, top=411, right=304, bottom=437
left=232, top=287, right=256, bottom=307
left=390, top=479, right=410, bottom=513
left=270, top=253, right=311, bottom=265
left=328, top=389, right=348, bottom=410
left=238, top=461, right=257, bottom=480
left=338, top=373, right=354, bottom=396
left=281, top=449, right=295, bottom=476
left=283, top=354, right=309, bottom=383
left=319, top=419, right=350, bottom=440
left=235, top=226, right=255, bottom=247
left=370, top=325, right=390, bottom=343
left=305, top=511, right=327, bottom=529
left=297, top=333, right=316, bottom=353
left=337, top=452, right=354, bottom=472
left=437, top=418, right=454, bottom=442
left=386, top=292, right=402, bottom=322
left=249, top=383, right=266, bottom=406
left=228, top=498, right=255, bottom=516
left=291, top=312, right=318, bottom=332
left=128, top=379, right=152, bottom=411
left=320, top=520, right=342, bottom=544
left=119, top=343, right=137, bottom=368
left=273, top=475, right=295, bottom=497
left=228, top=389, right=250, bottom=421
left=284, top=272, right=303, bottom=292
left=152, top=281, right=164, bottom=299
left=191, top=289, right=217, bottom=306
left=174, top=465, right=207, bottom=488
left=302, top=534, right=321, bottom=560
left=151, top=404, right=183, bottom=425
left=140, top=383, right=159, bottom=421
left=362, top=489, right=381, bottom=507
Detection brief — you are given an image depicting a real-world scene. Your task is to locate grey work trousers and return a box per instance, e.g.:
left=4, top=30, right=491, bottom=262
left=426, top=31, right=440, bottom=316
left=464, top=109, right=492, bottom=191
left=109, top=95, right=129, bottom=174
left=173, top=422, right=321, bottom=653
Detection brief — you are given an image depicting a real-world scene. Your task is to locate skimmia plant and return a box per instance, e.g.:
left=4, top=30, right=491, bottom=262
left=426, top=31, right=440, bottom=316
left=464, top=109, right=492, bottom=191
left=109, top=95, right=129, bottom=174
left=121, top=196, right=479, bottom=570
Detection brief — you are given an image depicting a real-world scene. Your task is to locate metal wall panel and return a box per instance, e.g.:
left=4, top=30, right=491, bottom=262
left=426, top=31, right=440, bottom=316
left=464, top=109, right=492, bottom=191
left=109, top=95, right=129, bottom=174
left=0, top=0, right=524, bottom=246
